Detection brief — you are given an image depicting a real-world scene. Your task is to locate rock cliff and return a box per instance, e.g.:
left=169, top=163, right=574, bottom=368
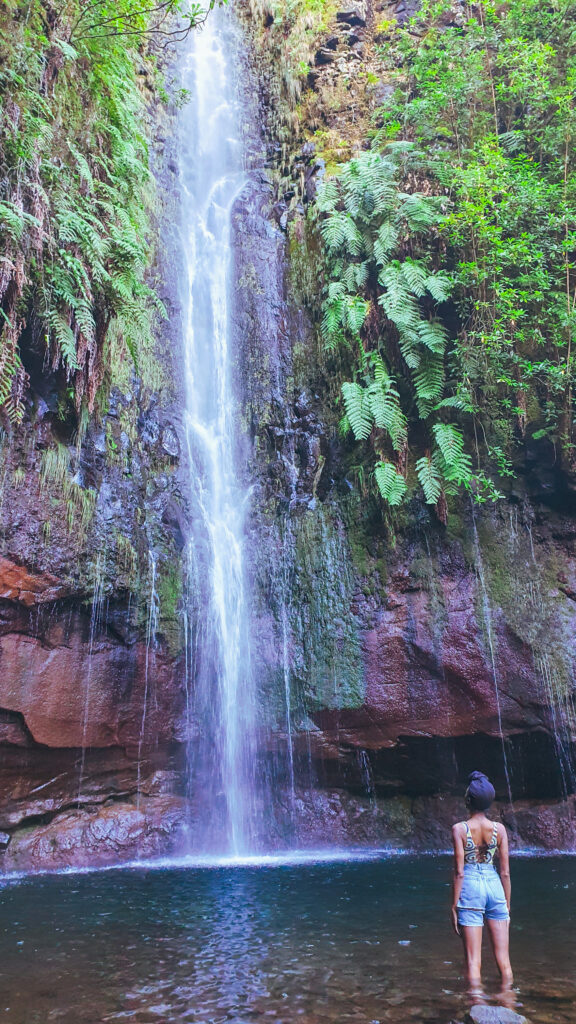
left=0, top=0, right=575, bottom=872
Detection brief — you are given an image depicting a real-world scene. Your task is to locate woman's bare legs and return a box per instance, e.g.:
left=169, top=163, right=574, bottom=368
left=486, top=918, right=513, bottom=987
left=460, top=926, right=483, bottom=988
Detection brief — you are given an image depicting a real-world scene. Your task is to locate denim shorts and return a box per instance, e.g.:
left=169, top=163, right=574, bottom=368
left=457, top=863, right=510, bottom=927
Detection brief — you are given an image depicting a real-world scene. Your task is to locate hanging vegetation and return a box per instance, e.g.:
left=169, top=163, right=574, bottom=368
left=0, top=0, right=215, bottom=423
left=316, top=0, right=576, bottom=513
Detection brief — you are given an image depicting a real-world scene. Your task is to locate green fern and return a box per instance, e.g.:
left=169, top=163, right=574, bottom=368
left=401, top=259, right=429, bottom=297
left=413, top=352, right=444, bottom=404
left=416, top=455, right=443, bottom=504
left=341, top=382, right=373, bottom=440
left=432, top=423, right=473, bottom=483
left=48, top=311, right=80, bottom=370
left=374, top=462, right=407, bottom=505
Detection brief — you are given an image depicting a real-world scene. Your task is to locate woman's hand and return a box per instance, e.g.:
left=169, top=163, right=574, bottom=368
left=451, top=906, right=460, bottom=936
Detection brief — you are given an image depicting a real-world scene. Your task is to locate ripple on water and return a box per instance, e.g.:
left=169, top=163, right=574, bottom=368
left=0, top=856, right=574, bottom=1024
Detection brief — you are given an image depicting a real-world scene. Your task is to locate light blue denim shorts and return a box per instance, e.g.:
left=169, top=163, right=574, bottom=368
left=457, top=863, right=510, bottom=927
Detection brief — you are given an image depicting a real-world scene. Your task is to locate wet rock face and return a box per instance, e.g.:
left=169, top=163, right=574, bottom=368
left=0, top=598, right=184, bottom=749
left=2, top=795, right=187, bottom=873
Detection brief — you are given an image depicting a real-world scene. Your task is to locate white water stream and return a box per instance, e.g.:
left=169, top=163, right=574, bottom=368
left=179, top=11, right=257, bottom=855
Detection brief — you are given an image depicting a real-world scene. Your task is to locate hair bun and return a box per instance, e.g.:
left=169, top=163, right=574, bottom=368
left=468, top=770, right=488, bottom=783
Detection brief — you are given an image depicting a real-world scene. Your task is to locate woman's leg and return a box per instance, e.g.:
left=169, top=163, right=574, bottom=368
left=460, top=925, right=483, bottom=987
left=486, top=918, right=513, bottom=986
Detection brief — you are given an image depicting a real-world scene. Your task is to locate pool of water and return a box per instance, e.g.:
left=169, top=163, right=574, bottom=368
left=0, top=855, right=574, bottom=1023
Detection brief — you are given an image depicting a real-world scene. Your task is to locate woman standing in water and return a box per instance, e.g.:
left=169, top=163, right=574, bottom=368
left=451, top=771, right=512, bottom=991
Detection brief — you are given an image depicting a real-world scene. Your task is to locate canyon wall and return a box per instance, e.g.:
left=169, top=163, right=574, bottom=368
left=0, top=0, right=575, bottom=871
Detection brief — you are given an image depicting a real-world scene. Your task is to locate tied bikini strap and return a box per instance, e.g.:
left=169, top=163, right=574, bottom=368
left=463, top=821, right=498, bottom=863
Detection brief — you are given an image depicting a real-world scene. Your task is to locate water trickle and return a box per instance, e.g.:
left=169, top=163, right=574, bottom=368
left=178, top=11, right=257, bottom=855
left=470, top=511, right=515, bottom=811
left=77, top=553, right=106, bottom=801
left=357, top=749, right=377, bottom=811
left=136, top=553, right=160, bottom=808
left=523, top=522, right=576, bottom=794
left=280, top=526, right=296, bottom=807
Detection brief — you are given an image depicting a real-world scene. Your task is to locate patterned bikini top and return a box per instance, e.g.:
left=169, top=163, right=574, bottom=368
left=463, top=821, right=499, bottom=865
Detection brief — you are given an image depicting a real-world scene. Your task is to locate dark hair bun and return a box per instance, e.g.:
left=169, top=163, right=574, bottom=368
left=466, top=770, right=495, bottom=810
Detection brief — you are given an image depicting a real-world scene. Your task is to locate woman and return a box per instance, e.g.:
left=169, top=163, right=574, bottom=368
left=451, top=771, right=512, bottom=991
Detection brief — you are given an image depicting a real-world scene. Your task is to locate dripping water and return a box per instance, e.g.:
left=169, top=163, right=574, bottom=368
left=357, top=749, right=377, bottom=811
left=470, top=511, right=515, bottom=811
left=77, top=553, right=105, bottom=801
left=136, top=553, right=160, bottom=809
left=524, top=520, right=576, bottom=795
left=280, top=526, right=296, bottom=806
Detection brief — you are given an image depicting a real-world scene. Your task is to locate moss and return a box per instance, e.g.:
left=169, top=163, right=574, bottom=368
left=292, top=503, right=365, bottom=710
left=155, top=557, right=184, bottom=654
left=474, top=511, right=574, bottom=701
left=39, top=443, right=97, bottom=542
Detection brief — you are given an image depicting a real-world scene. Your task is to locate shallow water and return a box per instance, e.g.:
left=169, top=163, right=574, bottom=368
left=0, top=856, right=574, bottom=1023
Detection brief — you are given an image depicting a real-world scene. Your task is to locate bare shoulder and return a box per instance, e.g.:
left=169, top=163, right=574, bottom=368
left=452, top=821, right=465, bottom=836
left=495, top=821, right=508, bottom=840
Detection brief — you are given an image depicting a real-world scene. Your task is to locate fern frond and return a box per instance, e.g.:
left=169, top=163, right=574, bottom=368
left=321, top=213, right=352, bottom=251
left=342, top=381, right=373, bottom=440
left=412, top=351, right=444, bottom=401
left=432, top=424, right=473, bottom=483
left=401, top=259, right=429, bottom=297
left=425, top=272, right=452, bottom=303
left=434, top=394, right=475, bottom=412
left=373, top=218, right=399, bottom=268
left=400, top=193, right=442, bottom=231
left=416, top=319, right=448, bottom=354
left=0, top=201, right=39, bottom=241
left=48, top=311, right=79, bottom=370
left=397, top=329, right=421, bottom=369
left=416, top=455, right=442, bottom=504
left=316, top=178, right=340, bottom=214
left=344, top=295, right=369, bottom=333
left=374, top=461, right=407, bottom=505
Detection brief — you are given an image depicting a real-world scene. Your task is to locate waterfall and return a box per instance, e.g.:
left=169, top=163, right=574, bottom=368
left=179, top=11, right=258, bottom=855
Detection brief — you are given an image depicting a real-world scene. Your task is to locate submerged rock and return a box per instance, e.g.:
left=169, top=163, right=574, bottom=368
left=465, top=1006, right=528, bottom=1024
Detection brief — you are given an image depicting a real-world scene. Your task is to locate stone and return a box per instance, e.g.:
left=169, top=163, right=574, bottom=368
left=315, top=47, right=337, bottom=65
left=0, top=831, right=10, bottom=848
left=465, top=1007, right=528, bottom=1024
left=0, top=609, right=184, bottom=748
left=0, top=556, right=70, bottom=607
left=336, top=2, right=367, bottom=26
left=161, top=424, right=180, bottom=458
left=1, top=796, right=187, bottom=872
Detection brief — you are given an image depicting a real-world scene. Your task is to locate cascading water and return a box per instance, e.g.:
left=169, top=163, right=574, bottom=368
left=178, top=11, right=258, bottom=855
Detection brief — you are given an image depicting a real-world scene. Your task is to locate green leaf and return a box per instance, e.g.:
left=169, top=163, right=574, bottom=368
left=374, top=462, right=407, bottom=505
left=341, top=381, right=373, bottom=440
left=416, top=455, right=442, bottom=504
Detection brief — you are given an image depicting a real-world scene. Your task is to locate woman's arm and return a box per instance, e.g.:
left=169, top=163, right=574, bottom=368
left=451, top=823, right=465, bottom=935
left=498, top=823, right=511, bottom=911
